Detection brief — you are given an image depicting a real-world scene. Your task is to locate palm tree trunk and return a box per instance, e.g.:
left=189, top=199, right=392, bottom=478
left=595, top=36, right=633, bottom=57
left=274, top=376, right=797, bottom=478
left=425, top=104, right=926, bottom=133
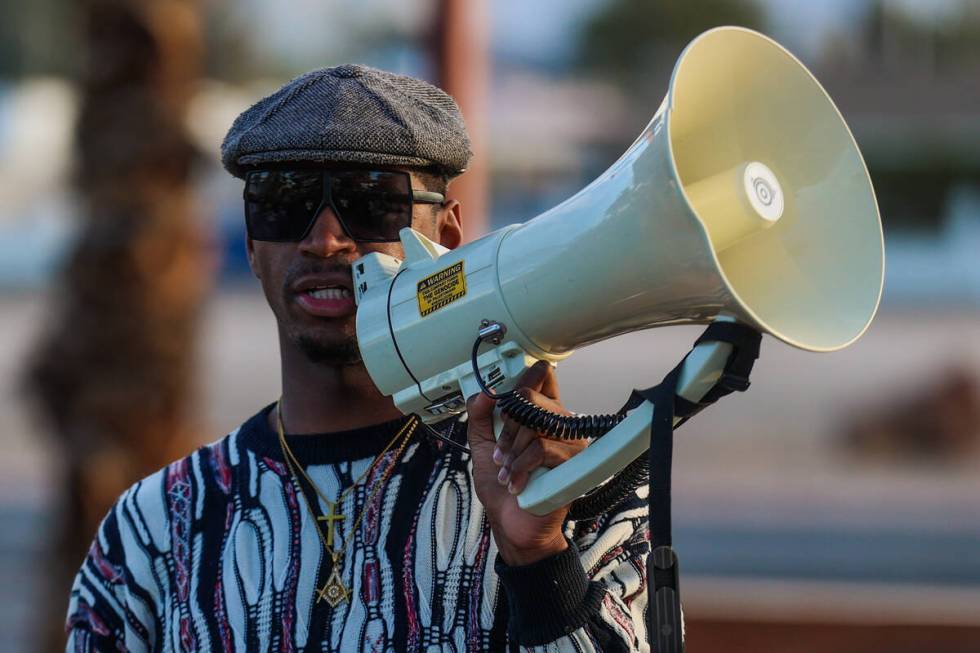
left=25, top=1, right=209, bottom=649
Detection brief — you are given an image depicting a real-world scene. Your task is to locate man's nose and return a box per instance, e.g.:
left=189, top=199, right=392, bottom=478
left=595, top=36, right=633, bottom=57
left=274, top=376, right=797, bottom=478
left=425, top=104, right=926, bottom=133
left=298, top=205, right=357, bottom=257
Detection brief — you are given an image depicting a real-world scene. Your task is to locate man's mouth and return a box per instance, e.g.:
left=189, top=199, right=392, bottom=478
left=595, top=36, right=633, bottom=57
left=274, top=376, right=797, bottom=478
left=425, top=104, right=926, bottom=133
left=294, top=281, right=356, bottom=318
left=305, top=286, right=352, bottom=301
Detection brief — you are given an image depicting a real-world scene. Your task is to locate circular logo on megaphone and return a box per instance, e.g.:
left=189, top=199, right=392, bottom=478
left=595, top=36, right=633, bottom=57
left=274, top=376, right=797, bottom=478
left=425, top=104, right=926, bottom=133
left=752, top=176, right=775, bottom=206
left=743, top=162, right=784, bottom=223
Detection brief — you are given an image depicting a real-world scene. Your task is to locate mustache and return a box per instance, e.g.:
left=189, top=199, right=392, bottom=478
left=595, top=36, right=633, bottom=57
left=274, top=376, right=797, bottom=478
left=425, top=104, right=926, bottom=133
left=283, top=260, right=353, bottom=290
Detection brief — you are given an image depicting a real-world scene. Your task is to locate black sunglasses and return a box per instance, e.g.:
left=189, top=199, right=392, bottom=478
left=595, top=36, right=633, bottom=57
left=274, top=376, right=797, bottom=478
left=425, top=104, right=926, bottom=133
left=244, top=169, right=446, bottom=243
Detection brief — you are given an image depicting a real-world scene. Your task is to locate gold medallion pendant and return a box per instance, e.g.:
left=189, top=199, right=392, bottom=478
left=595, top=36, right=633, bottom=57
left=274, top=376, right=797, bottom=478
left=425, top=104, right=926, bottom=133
left=318, top=565, right=350, bottom=607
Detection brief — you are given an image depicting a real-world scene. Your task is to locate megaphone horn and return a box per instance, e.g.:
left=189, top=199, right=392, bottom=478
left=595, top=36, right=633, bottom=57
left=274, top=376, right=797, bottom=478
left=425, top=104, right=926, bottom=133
left=352, top=26, right=884, bottom=514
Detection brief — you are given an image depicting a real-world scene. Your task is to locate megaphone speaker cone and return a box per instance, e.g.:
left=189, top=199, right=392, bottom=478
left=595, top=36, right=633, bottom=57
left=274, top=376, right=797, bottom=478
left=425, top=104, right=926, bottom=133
left=670, top=27, right=885, bottom=351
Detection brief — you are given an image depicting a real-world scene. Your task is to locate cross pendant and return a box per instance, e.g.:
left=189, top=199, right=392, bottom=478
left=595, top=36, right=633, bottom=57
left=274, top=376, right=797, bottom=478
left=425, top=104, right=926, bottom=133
left=317, top=505, right=344, bottom=548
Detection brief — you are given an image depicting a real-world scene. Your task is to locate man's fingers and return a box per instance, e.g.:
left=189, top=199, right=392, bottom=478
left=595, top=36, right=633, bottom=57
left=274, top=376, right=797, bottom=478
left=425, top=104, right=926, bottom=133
left=492, top=362, right=565, bottom=466
left=498, top=418, right=587, bottom=492
left=539, top=364, right=560, bottom=401
left=496, top=413, right=519, bottom=453
left=515, top=360, right=552, bottom=394
left=502, top=389, right=570, bottom=454
left=504, top=439, right=586, bottom=494
left=476, top=363, right=550, bottom=456
left=509, top=438, right=584, bottom=475
left=517, top=387, right=569, bottom=416
left=495, top=387, right=568, bottom=458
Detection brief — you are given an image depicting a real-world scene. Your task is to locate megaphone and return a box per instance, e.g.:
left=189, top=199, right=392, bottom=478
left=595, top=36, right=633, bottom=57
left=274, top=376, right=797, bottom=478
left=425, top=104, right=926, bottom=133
left=352, top=27, right=884, bottom=515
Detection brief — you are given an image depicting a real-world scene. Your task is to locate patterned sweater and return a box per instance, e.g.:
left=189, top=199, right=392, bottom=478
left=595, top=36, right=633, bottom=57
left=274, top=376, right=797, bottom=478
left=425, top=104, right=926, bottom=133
left=66, top=404, right=650, bottom=651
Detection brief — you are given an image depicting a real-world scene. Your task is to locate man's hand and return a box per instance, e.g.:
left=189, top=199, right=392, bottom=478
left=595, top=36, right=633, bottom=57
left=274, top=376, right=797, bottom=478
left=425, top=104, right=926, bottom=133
left=466, top=361, right=587, bottom=567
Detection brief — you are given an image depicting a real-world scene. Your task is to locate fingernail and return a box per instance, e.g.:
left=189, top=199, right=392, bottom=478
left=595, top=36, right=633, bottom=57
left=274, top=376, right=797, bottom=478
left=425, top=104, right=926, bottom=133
left=507, top=482, right=519, bottom=495
left=493, top=447, right=504, bottom=465
left=497, top=466, right=510, bottom=485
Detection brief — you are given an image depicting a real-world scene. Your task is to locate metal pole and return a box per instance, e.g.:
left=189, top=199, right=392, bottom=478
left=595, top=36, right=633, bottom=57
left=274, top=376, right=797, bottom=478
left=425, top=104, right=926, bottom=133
left=434, top=0, right=491, bottom=239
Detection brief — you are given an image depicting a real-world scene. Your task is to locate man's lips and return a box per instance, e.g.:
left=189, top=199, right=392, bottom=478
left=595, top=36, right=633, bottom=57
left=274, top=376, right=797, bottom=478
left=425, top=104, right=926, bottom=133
left=291, top=274, right=355, bottom=318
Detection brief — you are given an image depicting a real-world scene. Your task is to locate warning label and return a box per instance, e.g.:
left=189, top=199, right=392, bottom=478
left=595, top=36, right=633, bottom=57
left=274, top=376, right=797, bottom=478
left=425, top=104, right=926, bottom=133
left=417, top=261, right=467, bottom=317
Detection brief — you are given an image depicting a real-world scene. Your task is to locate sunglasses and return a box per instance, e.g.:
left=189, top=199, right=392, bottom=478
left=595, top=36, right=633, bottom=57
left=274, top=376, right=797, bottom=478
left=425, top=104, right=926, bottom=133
left=244, top=169, right=446, bottom=243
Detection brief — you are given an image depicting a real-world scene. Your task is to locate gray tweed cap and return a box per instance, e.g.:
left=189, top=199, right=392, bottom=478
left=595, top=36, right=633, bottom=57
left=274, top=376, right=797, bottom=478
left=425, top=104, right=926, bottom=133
left=221, top=64, right=472, bottom=179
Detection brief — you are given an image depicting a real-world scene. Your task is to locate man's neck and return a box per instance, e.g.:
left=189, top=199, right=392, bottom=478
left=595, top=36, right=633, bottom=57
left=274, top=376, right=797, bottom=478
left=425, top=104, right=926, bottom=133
left=275, top=344, right=403, bottom=435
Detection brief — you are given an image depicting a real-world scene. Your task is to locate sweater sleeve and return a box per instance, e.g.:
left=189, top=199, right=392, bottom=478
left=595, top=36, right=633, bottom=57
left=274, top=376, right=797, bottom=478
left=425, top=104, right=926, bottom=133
left=495, top=488, right=651, bottom=652
left=65, top=475, right=167, bottom=652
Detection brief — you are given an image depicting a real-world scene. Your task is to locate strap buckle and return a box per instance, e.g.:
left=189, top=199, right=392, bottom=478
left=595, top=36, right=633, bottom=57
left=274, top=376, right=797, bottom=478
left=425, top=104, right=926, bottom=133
left=649, top=545, right=684, bottom=652
left=717, top=372, right=751, bottom=393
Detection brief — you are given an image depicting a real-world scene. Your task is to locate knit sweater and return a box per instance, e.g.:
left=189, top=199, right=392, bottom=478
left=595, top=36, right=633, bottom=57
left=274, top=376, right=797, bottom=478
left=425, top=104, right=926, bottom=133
left=66, top=404, right=650, bottom=651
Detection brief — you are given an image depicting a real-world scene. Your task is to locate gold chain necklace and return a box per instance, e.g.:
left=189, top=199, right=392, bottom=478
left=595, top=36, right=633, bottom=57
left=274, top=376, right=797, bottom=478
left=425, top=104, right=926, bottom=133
left=276, top=402, right=417, bottom=607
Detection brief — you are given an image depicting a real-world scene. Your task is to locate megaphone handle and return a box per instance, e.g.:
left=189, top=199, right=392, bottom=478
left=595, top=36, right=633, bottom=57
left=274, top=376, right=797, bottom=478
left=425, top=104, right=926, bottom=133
left=516, top=339, right=733, bottom=515
left=516, top=316, right=748, bottom=514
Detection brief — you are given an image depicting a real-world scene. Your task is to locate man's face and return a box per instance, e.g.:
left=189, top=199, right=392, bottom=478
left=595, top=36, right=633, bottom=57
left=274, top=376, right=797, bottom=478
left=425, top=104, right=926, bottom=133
left=246, top=167, right=462, bottom=366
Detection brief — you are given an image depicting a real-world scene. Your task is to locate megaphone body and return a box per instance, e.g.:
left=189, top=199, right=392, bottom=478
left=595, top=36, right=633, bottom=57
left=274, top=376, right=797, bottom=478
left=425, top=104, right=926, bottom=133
left=352, top=27, right=884, bottom=515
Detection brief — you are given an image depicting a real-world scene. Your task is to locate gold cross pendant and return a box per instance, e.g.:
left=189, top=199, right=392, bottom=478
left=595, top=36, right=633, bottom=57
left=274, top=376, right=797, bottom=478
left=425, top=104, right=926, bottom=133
left=317, top=505, right=344, bottom=548
left=317, top=566, right=350, bottom=608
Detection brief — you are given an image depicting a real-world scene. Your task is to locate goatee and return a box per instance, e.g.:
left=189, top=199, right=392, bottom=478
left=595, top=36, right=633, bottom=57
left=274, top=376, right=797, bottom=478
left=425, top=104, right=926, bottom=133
left=296, top=334, right=362, bottom=366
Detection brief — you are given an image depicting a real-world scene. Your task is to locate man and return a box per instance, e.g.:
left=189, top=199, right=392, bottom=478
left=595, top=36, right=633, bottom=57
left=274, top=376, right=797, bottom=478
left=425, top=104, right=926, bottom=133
left=66, top=64, right=649, bottom=651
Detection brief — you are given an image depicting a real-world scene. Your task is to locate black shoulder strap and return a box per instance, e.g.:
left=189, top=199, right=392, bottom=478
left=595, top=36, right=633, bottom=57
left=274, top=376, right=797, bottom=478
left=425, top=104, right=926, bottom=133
left=634, top=322, right=761, bottom=653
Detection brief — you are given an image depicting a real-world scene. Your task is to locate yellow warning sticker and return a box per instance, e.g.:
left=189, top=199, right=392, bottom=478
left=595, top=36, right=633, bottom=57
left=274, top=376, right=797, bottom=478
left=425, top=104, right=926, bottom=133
left=417, top=261, right=467, bottom=317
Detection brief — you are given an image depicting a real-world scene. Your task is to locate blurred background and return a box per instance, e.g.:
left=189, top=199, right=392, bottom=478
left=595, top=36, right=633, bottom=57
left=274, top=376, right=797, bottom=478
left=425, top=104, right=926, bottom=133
left=1, top=0, right=978, bottom=651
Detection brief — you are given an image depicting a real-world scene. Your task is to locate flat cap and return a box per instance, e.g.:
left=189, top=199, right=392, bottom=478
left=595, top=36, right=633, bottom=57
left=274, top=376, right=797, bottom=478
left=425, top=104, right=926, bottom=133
left=221, top=64, right=472, bottom=178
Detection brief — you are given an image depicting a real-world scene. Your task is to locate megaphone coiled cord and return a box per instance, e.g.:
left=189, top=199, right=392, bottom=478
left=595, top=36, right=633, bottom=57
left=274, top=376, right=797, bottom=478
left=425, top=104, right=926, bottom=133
left=496, top=392, right=627, bottom=441
left=471, top=336, right=627, bottom=441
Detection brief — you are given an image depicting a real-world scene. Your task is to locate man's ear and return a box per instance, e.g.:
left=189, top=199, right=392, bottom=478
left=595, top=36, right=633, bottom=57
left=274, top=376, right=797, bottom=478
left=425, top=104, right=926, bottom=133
left=437, top=200, right=463, bottom=250
left=245, top=233, right=261, bottom=279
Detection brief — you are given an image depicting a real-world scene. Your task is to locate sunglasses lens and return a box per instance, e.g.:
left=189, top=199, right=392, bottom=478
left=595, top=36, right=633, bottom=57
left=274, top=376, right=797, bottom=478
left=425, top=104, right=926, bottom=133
left=329, top=171, right=413, bottom=241
left=244, top=170, right=323, bottom=241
